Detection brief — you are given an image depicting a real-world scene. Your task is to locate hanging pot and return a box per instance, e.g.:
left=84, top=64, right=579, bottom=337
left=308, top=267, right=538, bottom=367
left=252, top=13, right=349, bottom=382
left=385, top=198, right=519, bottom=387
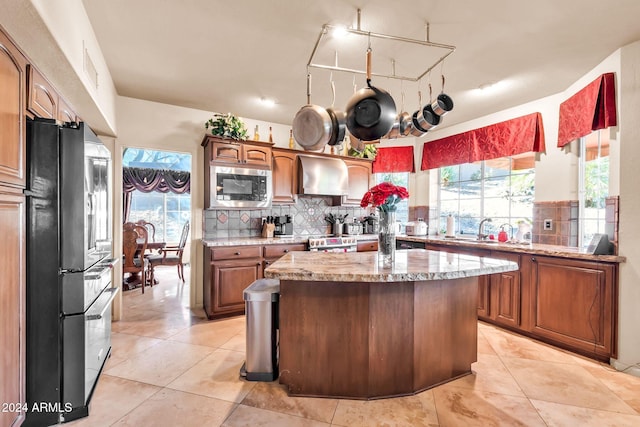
left=345, top=48, right=397, bottom=141
left=415, top=83, right=441, bottom=131
left=410, top=91, right=429, bottom=137
left=431, top=75, right=454, bottom=116
left=326, top=79, right=346, bottom=146
left=386, top=92, right=412, bottom=139
left=292, top=73, right=332, bottom=151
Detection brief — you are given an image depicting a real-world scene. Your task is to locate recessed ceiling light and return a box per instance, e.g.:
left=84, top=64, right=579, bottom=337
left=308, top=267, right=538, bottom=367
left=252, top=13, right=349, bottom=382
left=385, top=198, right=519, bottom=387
left=473, top=80, right=510, bottom=95
left=259, top=97, right=276, bottom=108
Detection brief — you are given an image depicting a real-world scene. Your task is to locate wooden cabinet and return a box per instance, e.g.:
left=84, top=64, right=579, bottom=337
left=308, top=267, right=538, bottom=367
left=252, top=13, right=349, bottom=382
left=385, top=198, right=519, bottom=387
left=57, top=95, right=77, bottom=123
left=0, top=29, right=27, bottom=188
left=272, top=149, right=297, bottom=204
left=26, top=64, right=78, bottom=124
left=413, top=240, right=619, bottom=361
left=487, top=251, right=521, bottom=328
left=26, top=64, right=57, bottom=119
left=342, top=158, right=372, bottom=205
left=204, top=245, right=263, bottom=319
left=528, top=255, right=616, bottom=360
left=204, top=243, right=305, bottom=319
left=357, top=240, right=378, bottom=252
left=263, top=243, right=306, bottom=268
left=202, top=135, right=272, bottom=168
left=0, top=28, right=27, bottom=427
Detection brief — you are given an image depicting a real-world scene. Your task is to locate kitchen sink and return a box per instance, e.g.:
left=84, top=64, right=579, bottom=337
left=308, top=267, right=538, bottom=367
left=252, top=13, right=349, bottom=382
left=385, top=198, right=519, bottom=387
left=444, top=236, right=498, bottom=244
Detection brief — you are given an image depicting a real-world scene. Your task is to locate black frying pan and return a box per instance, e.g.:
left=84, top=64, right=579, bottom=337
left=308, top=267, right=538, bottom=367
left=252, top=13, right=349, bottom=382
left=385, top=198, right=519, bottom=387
left=345, top=49, right=396, bottom=141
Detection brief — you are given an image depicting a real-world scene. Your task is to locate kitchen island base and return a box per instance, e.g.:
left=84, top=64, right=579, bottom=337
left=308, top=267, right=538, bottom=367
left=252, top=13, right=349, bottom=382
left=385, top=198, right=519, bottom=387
left=278, top=276, right=478, bottom=399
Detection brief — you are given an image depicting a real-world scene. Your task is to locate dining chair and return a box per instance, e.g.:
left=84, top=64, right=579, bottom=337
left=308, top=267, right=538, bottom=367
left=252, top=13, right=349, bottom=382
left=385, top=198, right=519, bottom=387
left=122, top=222, right=150, bottom=293
left=136, top=220, right=157, bottom=255
left=148, top=221, right=190, bottom=284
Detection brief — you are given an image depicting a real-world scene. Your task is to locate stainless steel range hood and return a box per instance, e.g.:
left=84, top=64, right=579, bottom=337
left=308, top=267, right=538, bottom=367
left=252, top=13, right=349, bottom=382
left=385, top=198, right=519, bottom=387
left=297, top=154, right=348, bottom=196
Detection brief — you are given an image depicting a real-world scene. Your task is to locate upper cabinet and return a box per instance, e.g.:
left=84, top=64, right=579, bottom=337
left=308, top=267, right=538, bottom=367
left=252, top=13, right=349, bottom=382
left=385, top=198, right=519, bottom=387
left=270, top=148, right=373, bottom=206
left=26, top=64, right=78, bottom=123
left=272, top=149, right=298, bottom=204
left=0, top=28, right=27, bottom=188
left=26, top=64, right=57, bottom=119
left=202, top=136, right=272, bottom=168
left=342, top=158, right=372, bottom=205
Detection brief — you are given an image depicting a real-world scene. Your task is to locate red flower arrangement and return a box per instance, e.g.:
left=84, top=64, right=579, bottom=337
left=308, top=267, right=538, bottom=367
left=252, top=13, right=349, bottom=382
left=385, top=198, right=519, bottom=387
left=360, top=182, right=409, bottom=212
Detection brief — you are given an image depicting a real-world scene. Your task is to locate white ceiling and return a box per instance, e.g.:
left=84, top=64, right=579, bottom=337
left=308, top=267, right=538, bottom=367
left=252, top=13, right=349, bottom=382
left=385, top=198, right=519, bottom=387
left=82, top=0, right=640, bottom=132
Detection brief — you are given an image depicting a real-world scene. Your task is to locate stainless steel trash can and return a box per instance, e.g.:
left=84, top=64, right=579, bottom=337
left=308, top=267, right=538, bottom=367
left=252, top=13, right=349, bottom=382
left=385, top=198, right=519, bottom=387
left=240, top=278, right=280, bottom=381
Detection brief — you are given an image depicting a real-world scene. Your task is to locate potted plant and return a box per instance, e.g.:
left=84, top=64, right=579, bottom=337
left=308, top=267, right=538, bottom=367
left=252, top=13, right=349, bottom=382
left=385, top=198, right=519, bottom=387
left=205, top=113, right=248, bottom=140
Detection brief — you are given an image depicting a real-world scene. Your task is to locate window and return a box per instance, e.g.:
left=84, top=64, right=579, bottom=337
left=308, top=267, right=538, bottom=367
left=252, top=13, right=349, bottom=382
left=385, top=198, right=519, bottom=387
left=123, top=148, right=191, bottom=244
left=374, top=172, right=409, bottom=224
left=438, top=154, right=535, bottom=237
left=128, top=191, right=191, bottom=243
left=579, top=130, right=609, bottom=247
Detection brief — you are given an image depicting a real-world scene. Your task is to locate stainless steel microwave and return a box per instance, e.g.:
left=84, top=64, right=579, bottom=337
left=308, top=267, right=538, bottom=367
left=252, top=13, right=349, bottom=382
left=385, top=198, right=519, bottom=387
left=209, top=165, right=272, bottom=209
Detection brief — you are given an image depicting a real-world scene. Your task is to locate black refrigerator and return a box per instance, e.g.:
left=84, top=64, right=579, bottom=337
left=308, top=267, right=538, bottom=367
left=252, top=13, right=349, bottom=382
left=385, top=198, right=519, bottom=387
left=24, top=118, right=116, bottom=425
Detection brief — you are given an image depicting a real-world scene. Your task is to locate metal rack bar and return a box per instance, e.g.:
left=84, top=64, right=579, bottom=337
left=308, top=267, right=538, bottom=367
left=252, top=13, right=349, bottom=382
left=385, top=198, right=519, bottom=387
left=307, top=23, right=456, bottom=82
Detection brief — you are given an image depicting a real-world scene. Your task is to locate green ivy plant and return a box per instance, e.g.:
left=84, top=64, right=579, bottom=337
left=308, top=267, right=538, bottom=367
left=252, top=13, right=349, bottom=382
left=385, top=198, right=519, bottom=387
left=348, top=143, right=377, bottom=160
left=205, top=113, right=248, bottom=140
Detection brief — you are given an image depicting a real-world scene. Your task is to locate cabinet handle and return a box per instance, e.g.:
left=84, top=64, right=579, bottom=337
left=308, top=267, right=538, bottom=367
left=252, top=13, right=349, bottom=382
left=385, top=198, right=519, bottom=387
left=257, top=262, right=261, bottom=266
left=283, top=249, right=289, bottom=253
left=265, top=261, right=271, bottom=265
left=531, top=257, right=536, bottom=262
left=234, top=251, right=240, bottom=255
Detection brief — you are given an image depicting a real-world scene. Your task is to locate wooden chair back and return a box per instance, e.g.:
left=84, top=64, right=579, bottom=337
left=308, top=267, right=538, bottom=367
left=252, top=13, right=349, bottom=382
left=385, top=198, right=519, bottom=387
left=136, top=220, right=156, bottom=242
left=123, top=222, right=148, bottom=269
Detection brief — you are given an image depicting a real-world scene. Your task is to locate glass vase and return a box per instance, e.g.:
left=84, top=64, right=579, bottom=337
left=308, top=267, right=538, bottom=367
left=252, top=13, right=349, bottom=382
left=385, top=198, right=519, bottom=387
left=378, top=209, right=396, bottom=268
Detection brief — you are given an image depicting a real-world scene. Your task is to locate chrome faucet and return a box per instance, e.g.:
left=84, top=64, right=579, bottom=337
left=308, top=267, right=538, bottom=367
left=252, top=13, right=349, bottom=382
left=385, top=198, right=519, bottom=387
left=477, top=218, right=493, bottom=240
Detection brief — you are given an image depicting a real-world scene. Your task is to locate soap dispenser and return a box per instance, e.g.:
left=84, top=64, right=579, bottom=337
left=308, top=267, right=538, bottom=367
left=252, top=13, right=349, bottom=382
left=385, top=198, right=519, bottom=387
left=498, top=226, right=509, bottom=242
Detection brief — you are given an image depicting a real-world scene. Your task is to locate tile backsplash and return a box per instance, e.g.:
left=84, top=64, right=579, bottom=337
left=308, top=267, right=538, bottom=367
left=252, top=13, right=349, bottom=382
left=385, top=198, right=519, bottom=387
left=203, top=196, right=369, bottom=239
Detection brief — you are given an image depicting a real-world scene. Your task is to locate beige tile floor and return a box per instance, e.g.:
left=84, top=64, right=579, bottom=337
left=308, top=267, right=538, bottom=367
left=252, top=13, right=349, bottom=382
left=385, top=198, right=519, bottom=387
left=66, top=266, right=640, bottom=426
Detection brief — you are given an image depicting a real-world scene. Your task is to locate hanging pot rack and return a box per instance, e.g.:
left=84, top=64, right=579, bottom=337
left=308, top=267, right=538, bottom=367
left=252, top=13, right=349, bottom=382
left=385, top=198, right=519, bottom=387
left=307, top=9, right=456, bottom=82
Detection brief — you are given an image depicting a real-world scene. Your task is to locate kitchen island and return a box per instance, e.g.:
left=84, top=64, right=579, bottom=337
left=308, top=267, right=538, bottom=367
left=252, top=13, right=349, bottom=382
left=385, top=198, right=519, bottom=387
left=264, top=249, right=517, bottom=399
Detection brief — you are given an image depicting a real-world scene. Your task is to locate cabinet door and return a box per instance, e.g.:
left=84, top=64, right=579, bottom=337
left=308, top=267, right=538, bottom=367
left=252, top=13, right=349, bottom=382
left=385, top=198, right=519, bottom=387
left=477, top=275, right=491, bottom=319
left=0, top=30, right=27, bottom=187
left=0, top=189, right=26, bottom=427
left=489, top=252, right=521, bottom=327
left=242, top=144, right=271, bottom=167
left=211, top=259, right=262, bottom=317
left=27, top=64, right=57, bottom=119
left=530, top=255, right=615, bottom=358
left=272, top=150, right=297, bottom=204
left=343, top=159, right=372, bottom=205
left=57, top=96, right=77, bottom=123
left=357, top=240, right=378, bottom=252
left=211, top=141, right=242, bottom=164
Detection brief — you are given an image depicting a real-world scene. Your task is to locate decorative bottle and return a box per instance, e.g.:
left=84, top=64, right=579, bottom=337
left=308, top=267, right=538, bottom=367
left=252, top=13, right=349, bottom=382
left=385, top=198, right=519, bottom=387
left=253, top=125, right=260, bottom=141
left=289, top=129, right=295, bottom=149
left=268, top=126, right=273, bottom=143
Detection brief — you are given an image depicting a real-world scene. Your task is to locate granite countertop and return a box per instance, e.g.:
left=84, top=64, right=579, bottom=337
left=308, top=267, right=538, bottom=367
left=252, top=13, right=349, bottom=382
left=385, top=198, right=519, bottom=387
left=201, top=234, right=378, bottom=247
left=263, top=249, right=518, bottom=283
left=397, top=235, right=625, bottom=263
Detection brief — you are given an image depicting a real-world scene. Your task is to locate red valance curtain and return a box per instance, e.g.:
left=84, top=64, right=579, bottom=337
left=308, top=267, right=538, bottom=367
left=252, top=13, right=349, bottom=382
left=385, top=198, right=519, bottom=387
left=420, top=112, right=545, bottom=170
left=557, top=72, right=617, bottom=147
left=372, top=146, right=415, bottom=173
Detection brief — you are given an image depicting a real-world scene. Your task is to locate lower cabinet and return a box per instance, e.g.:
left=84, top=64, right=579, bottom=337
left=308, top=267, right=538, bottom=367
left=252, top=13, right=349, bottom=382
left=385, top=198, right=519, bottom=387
left=204, top=245, right=262, bottom=319
left=412, top=240, right=619, bottom=361
left=204, top=243, right=305, bottom=320
left=528, top=255, right=616, bottom=360
left=486, top=251, right=521, bottom=328
left=357, top=240, right=378, bottom=252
